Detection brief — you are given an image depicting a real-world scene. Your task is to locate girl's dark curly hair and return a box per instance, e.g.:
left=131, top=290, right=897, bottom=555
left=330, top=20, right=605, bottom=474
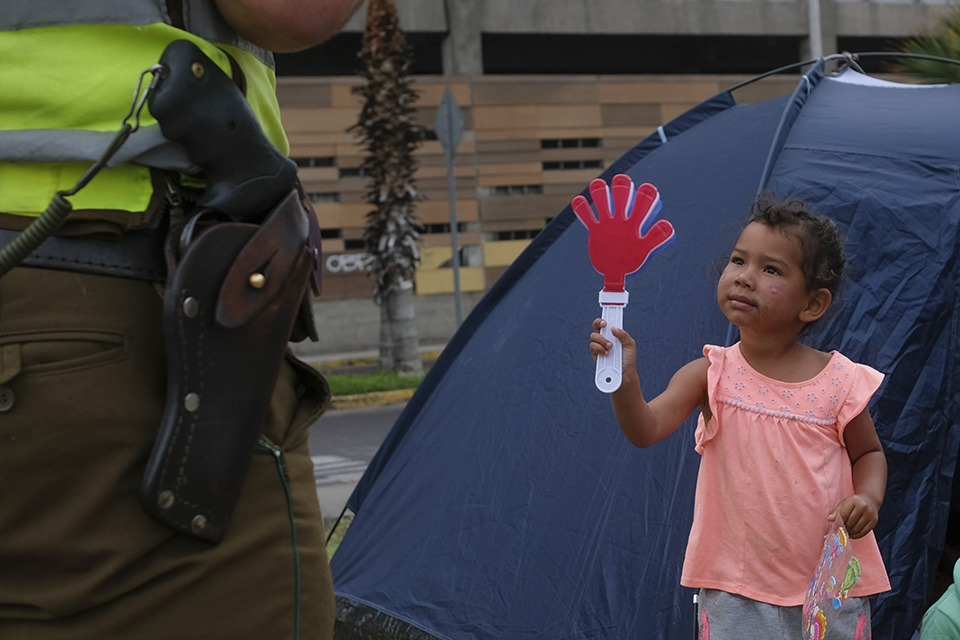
left=749, top=193, right=846, bottom=297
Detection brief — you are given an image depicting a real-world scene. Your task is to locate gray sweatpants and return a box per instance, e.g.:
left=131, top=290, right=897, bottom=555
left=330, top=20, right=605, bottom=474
left=697, top=589, right=872, bottom=640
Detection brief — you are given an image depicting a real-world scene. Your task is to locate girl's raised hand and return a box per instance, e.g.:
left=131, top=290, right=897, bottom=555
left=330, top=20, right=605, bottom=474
left=589, top=318, right=637, bottom=376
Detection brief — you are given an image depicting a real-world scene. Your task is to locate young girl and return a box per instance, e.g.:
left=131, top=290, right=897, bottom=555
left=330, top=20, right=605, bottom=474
left=589, top=197, right=890, bottom=639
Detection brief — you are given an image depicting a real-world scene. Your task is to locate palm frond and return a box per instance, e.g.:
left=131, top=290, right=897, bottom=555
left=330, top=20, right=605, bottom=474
left=894, top=7, right=960, bottom=83
left=350, top=0, right=425, bottom=303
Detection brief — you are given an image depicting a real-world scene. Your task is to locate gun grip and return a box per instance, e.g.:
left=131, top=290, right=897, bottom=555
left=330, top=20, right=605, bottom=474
left=148, top=39, right=297, bottom=219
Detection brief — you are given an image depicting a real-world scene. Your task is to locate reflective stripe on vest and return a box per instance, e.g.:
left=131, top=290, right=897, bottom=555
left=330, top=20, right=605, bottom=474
left=0, top=126, right=193, bottom=171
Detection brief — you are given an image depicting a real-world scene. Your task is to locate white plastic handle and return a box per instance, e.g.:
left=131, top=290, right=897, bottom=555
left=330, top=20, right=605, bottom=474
left=595, top=290, right=629, bottom=393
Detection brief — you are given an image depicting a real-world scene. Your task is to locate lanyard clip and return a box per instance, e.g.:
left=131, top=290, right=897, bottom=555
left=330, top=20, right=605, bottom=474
left=122, top=63, right=168, bottom=133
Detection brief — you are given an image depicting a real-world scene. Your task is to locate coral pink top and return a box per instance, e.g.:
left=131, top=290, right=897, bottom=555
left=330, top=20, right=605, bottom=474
left=680, top=343, right=890, bottom=606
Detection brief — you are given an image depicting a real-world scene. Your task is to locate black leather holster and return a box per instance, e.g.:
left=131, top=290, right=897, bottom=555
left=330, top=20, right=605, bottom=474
left=140, top=188, right=318, bottom=542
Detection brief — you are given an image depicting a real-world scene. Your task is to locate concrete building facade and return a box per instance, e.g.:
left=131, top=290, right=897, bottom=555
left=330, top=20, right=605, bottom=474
left=324, top=0, right=957, bottom=74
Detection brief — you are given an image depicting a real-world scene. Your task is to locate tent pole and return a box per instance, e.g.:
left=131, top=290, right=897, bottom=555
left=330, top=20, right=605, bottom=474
left=727, top=52, right=960, bottom=94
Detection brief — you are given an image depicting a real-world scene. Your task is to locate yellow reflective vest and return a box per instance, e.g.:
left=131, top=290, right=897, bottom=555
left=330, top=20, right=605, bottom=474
left=0, top=1, right=288, bottom=219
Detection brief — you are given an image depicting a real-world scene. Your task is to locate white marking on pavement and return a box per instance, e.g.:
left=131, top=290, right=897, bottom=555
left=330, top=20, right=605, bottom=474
left=312, top=455, right=368, bottom=487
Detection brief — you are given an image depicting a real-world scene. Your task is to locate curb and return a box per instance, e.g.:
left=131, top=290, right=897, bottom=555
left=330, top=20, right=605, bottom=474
left=319, top=354, right=380, bottom=369
left=310, top=348, right=445, bottom=371
left=329, top=388, right=416, bottom=410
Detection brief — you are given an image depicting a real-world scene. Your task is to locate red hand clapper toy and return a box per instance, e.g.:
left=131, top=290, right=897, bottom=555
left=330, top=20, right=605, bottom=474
left=572, top=174, right=675, bottom=393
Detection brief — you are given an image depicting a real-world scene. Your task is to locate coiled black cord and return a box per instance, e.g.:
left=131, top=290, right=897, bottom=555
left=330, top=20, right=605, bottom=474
left=0, top=122, right=133, bottom=278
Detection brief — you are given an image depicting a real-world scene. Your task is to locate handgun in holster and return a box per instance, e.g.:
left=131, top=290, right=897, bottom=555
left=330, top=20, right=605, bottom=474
left=140, top=40, right=324, bottom=542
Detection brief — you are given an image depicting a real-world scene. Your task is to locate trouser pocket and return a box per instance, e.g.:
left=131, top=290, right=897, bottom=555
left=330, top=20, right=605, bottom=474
left=0, top=330, right=125, bottom=383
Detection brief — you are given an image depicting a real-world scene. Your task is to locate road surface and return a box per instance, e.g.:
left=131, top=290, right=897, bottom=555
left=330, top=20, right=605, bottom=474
left=308, top=402, right=406, bottom=528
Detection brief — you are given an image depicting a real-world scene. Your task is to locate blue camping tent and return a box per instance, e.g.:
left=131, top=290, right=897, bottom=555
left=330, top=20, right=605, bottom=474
left=330, top=61, right=960, bottom=640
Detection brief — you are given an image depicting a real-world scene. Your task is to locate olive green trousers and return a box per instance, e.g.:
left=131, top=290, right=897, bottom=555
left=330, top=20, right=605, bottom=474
left=0, top=267, right=335, bottom=639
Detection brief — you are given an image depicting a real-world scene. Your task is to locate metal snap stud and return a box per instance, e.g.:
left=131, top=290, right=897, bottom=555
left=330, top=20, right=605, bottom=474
left=182, top=296, right=199, bottom=318
left=0, top=386, right=14, bottom=412
left=158, top=490, right=175, bottom=510
left=248, top=272, right=266, bottom=289
left=184, top=393, right=200, bottom=412
left=191, top=514, right=208, bottom=535
left=191, top=62, right=204, bottom=79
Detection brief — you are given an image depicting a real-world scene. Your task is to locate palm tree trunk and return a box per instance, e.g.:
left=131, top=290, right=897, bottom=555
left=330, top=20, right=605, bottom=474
left=379, top=281, right=423, bottom=376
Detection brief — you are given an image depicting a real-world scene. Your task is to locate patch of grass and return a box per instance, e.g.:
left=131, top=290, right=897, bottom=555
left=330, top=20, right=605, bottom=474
left=325, top=512, right=354, bottom=559
left=324, top=371, right=426, bottom=396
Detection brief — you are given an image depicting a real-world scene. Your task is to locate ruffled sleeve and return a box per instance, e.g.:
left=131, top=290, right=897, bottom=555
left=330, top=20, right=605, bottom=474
left=694, top=344, right=725, bottom=454
left=836, top=357, right=885, bottom=439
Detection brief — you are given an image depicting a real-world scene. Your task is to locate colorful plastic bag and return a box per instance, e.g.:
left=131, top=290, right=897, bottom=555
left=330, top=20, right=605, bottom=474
left=802, top=525, right=862, bottom=639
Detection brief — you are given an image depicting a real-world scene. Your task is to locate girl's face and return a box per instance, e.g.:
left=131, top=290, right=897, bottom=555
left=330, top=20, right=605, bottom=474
left=717, top=222, right=823, bottom=334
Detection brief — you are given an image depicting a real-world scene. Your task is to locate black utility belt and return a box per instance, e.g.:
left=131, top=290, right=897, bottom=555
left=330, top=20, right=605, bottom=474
left=0, top=226, right=167, bottom=282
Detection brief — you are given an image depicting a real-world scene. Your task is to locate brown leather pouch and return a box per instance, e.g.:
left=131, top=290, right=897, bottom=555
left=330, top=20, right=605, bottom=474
left=140, top=189, right=315, bottom=541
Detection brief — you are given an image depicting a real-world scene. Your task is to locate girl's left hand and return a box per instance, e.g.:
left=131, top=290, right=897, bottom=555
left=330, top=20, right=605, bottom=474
left=829, top=494, right=879, bottom=539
